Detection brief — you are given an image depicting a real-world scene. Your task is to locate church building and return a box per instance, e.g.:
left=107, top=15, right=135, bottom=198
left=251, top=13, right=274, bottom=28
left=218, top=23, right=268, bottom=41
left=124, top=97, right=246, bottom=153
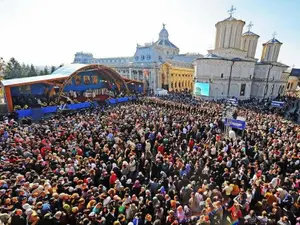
left=194, top=6, right=289, bottom=100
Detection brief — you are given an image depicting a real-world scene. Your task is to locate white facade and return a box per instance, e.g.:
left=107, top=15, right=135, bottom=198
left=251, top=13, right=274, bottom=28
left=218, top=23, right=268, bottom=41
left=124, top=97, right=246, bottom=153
left=215, top=18, right=245, bottom=50
left=251, top=63, right=287, bottom=98
left=195, top=58, right=255, bottom=99
left=194, top=9, right=289, bottom=100
left=241, top=31, right=259, bottom=58
left=73, top=25, right=202, bottom=93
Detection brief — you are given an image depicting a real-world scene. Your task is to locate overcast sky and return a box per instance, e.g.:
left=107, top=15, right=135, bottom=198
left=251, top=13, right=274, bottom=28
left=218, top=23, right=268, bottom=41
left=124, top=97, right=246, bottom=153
left=0, top=0, right=299, bottom=67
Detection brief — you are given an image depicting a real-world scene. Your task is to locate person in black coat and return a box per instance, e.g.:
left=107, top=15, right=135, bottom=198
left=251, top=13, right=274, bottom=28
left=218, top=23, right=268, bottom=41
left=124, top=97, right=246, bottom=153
left=39, top=213, right=55, bottom=225
left=9, top=209, right=26, bottom=225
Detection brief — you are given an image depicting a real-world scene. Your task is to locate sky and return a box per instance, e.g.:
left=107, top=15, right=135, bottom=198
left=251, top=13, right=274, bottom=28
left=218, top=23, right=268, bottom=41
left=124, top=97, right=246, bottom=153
left=0, top=0, right=299, bottom=67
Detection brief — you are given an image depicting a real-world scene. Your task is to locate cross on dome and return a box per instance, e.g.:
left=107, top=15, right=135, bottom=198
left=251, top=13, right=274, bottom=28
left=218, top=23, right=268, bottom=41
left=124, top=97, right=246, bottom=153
left=228, top=5, right=236, bottom=17
left=163, top=23, right=166, bottom=29
left=272, top=31, right=277, bottom=39
left=247, top=21, right=253, bottom=31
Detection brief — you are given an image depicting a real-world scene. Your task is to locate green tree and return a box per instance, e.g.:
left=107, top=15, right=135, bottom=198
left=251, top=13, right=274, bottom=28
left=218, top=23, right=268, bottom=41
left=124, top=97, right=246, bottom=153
left=0, top=58, right=5, bottom=76
left=50, top=66, right=56, bottom=73
left=21, top=63, right=30, bottom=77
left=39, top=70, right=44, bottom=76
left=43, top=66, right=49, bottom=75
left=4, top=57, right=22, bottom=79
left=28, top=64, right=38, bottom=77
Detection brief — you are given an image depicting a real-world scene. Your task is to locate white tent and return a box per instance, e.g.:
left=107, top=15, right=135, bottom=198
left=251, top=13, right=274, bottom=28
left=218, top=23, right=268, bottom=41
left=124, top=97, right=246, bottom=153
left=156, top=88, right=168, bottom=96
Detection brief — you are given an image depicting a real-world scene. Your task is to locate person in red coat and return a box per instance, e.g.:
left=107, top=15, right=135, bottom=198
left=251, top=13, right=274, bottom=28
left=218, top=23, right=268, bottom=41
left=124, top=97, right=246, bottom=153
left=188, top=138, right=194, bottom=150
left=109, top=171, right=117, bottom=188
left=158, top=144, right=164, bottom=154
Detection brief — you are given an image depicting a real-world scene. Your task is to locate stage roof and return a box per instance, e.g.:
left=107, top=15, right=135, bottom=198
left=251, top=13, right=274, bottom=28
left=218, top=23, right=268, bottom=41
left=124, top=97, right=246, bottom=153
left=1, top=64, right=143, bottom=87
left=1, top=73, right=70, bottom=87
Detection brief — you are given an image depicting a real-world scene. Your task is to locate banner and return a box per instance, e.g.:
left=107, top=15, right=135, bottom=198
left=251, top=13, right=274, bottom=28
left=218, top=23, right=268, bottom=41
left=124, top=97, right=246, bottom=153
left=227, top=98, right=238, bottom=105
left=271, top=101, right=285, bottom=108
left=225, top=118, right=246, bottom=130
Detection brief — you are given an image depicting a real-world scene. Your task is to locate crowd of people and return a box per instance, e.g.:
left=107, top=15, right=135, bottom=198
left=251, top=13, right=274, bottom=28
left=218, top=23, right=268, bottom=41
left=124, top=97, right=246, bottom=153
left=0, top=94, right=299, bottom=225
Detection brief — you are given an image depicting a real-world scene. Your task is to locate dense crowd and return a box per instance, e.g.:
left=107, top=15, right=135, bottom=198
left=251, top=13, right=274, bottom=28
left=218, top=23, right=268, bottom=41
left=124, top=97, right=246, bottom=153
left=0, top=95, right=299, bottom=225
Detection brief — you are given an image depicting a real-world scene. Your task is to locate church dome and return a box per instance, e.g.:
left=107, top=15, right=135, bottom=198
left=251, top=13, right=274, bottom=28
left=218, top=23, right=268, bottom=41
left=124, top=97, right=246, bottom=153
left=155, top=24, right=179, bottom=50
left=159, top=24, right=169, bottom=40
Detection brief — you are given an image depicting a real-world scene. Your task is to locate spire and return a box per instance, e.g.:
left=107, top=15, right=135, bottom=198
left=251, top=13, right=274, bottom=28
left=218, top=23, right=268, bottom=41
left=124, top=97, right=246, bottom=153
left=163, top=23, right=166, bottom=29
left=247, top=21, right=253, bottom=31
left=228, top=5, right=236, bottom=18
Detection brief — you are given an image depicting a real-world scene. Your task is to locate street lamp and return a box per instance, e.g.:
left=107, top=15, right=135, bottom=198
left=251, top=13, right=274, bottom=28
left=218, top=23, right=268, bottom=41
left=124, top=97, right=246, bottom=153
left=227, top=58, right=240, bottom=98
left=263, top=64, right=274, bottom=100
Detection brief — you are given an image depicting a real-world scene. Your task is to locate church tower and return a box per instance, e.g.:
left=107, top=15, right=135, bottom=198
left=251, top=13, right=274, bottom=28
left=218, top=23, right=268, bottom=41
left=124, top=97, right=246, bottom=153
left=261, top=33, right=282, bottom=62
left=240, top=22, right=260, bottom=58
left=214, top=6, right=245, bottom=50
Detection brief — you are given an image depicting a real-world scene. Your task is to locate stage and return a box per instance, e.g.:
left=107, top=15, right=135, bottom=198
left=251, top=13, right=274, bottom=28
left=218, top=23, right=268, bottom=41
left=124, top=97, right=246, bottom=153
left=15, top=96, right=137, bottom=120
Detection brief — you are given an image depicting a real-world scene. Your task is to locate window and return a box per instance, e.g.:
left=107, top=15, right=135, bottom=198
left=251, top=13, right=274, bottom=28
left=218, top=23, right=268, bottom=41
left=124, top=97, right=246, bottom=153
left=240, top=84, right=246, bottom=96
left=221, top=73, right=223, bottom=78
left=271, top=84, right=274, bottom=95
left=249, top=75, right=252, bottom=80
left=287, top=83, right=290, bottom=89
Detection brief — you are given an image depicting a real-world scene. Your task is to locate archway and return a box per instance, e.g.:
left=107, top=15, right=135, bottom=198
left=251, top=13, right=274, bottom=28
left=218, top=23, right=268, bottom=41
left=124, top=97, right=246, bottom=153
left=57, top=64, right=129, bottom=104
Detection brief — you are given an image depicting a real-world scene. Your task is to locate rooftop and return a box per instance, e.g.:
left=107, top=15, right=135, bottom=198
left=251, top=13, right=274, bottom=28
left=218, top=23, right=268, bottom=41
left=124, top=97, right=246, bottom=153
left=290, top=68, right=300, bottom=77
left=2, top=64, right=87, bottom=87
left=155, top=39, right=179, bottom=49
left=257, top=61, right=288, bottom=68
left=1, top=73, right=69, bottom=87
left=222, top=16, right=237, bottom=21
left=243, top=31, right=259, bottom=37
left=155, top=24, right=179, bottom=49
left=264, top=38, right=282, bottom=45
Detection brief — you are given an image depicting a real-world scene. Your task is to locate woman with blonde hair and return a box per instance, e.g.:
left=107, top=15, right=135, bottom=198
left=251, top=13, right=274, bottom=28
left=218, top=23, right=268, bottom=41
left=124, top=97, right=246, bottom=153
left=228, top=203, right=242, bottom=225
left=86, top=200, right=96, bottom=209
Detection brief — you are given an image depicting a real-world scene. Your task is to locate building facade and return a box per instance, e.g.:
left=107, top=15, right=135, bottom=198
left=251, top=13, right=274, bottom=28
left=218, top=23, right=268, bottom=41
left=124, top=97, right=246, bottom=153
left=160, top=60, right=194, bottom=92
left=73, top=24, right=202, bottom=93
left=286, top=68, right=300, bottom=92
left=194, top=7, right=289, bottom=100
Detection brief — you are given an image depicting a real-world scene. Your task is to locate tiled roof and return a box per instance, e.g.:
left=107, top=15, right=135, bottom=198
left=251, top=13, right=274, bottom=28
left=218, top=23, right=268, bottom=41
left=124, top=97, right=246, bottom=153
left=243, top=31, right=259, bottom=36
left=155, top=39, right=179, bottom=49
left=264, top=38, right=282, bottom=44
